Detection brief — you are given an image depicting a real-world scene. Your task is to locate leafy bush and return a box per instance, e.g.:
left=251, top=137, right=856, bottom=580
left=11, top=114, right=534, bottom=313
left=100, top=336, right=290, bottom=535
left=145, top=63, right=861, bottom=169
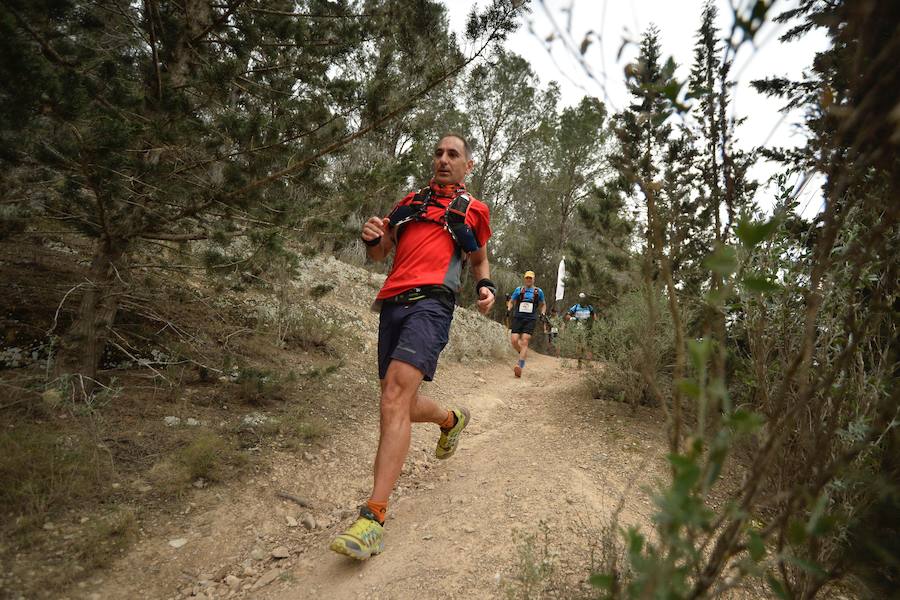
left=585, top=288, right=675, bottom=408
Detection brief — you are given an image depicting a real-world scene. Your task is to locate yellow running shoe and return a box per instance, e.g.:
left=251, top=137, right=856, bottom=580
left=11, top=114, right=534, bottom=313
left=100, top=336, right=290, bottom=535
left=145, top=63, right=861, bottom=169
left=329, top=506, right=384, bottom=560
left=435, top=407, right=470, bottom=460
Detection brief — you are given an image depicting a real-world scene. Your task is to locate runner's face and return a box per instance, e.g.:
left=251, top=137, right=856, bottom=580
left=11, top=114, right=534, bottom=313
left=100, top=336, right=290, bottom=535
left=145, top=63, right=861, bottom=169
left=524, top=277, right=534, bottom=286
left=432, top=136, right=473, bottom=185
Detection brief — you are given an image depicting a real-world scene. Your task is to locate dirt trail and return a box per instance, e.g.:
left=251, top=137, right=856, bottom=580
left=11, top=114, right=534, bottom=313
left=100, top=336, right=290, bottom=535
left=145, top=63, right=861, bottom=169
left=257, top=353, right=670, bottom=600
left=85, top=350, right=674, bottom=600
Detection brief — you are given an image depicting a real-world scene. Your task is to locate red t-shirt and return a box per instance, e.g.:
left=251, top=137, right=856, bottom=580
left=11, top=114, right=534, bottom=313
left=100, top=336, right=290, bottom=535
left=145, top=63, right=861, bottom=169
left=377, top=181, right=491, bottom=300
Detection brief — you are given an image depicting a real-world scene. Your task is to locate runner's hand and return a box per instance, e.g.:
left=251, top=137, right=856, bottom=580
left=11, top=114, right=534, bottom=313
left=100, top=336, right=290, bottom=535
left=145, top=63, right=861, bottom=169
left=361, top=216, right=389, bottom=244
left=476, top=286, right=495, bottom=316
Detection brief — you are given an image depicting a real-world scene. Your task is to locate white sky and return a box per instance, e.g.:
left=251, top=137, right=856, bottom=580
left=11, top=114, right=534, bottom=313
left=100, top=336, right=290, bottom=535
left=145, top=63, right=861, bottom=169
left=442, top=0, right=829, bottom=217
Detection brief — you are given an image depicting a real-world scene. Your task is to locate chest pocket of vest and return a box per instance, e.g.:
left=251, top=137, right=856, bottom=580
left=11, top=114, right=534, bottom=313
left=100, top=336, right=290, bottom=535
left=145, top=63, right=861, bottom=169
left=387, top=189, right=480, bottom=253
left=445, top=195, right=479, bottom=253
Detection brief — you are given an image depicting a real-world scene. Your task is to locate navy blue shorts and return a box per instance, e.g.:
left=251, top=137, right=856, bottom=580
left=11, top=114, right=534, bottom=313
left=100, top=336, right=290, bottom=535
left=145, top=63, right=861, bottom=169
left=378, top=298, right=454, bottom=382
left=510, top=316, right=537, bottom=335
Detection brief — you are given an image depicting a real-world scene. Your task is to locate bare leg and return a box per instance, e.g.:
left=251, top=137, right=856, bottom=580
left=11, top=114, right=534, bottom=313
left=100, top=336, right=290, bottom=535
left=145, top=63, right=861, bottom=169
left=510, top=332, right=521, bottom=353
left=378, top=378, right=447, bottom=425
left=371, top=360, right=423, bottom=503
left=411, top=392, right=448, bottom=424
left=518, top=333, right=532, bottom=361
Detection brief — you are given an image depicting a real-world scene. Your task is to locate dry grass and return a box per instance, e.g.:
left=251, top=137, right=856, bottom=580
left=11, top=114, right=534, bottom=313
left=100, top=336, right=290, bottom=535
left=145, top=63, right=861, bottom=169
left=0, top=237, right=505, bottom=597
left=71, top=508, right=137, bottom=572
left=277, top=409, right=328, bottom=449
left=0, top=424, right=114, bottom=530
left=148, top=429, right=247, bottom=496
left=505, top=520, right=564, bottom=600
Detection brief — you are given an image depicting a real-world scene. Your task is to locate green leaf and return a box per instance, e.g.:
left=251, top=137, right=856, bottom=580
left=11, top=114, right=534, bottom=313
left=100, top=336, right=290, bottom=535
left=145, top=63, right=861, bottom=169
left=787, top=519, right=807, bottom=546
left=677, top=378, right=701, bottom=399
left=668, top=452, right=701, bottom=489
left=748, top=530, right=766, bottom=562
left=766, top=573, right=790, bottom=599
left=806, top=492, right=830, bottom=536
left=704, top=286, right=729, bottom=307
left=783, top=554, right=827, bottom=578
left=662, top=80, right=682, bottom=101
left=626, top=528, right=645, bottom=554
left=742, top=274, right=781, bottom=294
left=735, top=217, right=777, bottom=248
left=589, top=573, right=615, bottom=589
left=668, top=453, right=694, bottom=471
left=688, top=338, right=712, bottom=371
left=703, top=245, right=737, bottom=275
left=726, top=409, right=765, bottom=434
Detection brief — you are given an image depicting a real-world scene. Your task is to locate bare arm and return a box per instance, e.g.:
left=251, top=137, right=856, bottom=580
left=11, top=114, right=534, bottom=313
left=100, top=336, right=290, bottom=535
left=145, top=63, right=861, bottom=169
left=468, top=245, right=495, bottom=315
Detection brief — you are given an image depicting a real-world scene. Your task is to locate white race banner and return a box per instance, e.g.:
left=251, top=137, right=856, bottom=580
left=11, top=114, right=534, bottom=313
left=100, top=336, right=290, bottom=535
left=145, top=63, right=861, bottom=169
left=555, top=256, right=565, bottom=302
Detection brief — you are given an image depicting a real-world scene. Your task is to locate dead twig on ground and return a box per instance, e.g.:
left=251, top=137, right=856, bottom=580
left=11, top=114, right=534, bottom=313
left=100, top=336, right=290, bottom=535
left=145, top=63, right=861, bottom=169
left=275, top=490, right=313, bottom=508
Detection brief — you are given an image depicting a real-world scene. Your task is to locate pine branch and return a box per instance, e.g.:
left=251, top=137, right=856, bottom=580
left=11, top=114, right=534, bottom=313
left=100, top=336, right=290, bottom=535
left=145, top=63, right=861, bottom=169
left=1, top=2, right=76, bottom=67
left=224, top=11, right=516, bottom=199
left=248, top=7, right=381, bottom=19
left=190, top=0, right=247, bottom=44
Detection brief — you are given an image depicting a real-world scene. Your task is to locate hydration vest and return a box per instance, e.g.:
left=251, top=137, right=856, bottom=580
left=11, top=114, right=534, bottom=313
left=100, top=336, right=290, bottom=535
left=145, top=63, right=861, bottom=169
left=569, top=303, right=593, bottom=321
left=513, top=286, right=543, bottom=319
left=386, top=186, right=480, bottom=253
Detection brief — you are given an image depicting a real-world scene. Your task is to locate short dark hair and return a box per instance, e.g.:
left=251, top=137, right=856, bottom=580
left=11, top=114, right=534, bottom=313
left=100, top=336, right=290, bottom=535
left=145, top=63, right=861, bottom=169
left=438, top=133, right=473, bottom=160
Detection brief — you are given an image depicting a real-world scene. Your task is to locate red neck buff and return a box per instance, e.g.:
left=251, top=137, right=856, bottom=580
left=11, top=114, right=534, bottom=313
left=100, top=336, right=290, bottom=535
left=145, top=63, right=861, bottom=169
left=429, top=178, right=467, bottom=199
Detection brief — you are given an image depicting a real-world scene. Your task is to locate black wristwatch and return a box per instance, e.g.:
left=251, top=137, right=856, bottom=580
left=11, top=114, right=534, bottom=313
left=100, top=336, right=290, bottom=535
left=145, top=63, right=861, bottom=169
left=475, top=278, right=497, bottom=298
left=363, top=235, right=382, bottom=247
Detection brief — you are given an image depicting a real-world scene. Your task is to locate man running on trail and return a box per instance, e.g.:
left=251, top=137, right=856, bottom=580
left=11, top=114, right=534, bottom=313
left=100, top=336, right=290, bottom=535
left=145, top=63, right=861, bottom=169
left=566, top=292, right=596, bottom=324
left=330, top=134, right=496, bottom=560
left=565, top=292, right=596, bottom=366
left=506, top=270, right=546, bottom=378
left=545, top=308, right=561, bottom=358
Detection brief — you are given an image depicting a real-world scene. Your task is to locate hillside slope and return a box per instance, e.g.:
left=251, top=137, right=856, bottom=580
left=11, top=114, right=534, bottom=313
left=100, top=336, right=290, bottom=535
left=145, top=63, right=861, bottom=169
left=88, top=351, right=677, bottom=600
left=71, top=256, right=686, bottom=600
left=3, top=250, right=705, bottom=599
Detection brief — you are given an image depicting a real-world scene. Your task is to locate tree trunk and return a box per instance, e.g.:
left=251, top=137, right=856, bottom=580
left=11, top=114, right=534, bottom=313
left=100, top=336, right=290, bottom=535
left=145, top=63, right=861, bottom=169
left=54, top=239, right=127, bottom=389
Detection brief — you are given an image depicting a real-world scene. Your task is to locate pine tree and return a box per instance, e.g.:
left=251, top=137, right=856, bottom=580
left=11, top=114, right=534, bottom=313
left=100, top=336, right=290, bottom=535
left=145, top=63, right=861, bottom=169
left=493, top=96, right=612, bottom=294
left=0, top=0, right=522, bottom=383
left=613, top=25, right=676, bottom=281
left=465, top=49, right=555, bottom=207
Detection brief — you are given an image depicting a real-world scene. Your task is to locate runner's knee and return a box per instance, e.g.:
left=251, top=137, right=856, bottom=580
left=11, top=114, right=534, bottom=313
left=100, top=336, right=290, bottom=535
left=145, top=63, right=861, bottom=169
left=380, top=380, right=414, bottom=418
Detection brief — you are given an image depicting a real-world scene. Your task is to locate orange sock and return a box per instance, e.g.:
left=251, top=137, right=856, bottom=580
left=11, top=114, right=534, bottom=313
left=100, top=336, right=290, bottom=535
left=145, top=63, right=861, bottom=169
left=438, top=410, right=455, bottom=430
left=365, top=499, right=387, bottom=524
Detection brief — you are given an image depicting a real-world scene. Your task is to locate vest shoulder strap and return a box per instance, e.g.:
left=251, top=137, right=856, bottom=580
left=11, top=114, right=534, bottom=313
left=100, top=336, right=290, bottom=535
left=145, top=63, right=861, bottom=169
left=445, top=193, right=471, bottom=224
left=517, top=287, right=542, bottom=304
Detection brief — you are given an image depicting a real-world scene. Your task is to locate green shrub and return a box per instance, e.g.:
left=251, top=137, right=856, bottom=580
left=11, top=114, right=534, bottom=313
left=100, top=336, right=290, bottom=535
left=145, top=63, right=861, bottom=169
left=585, top=288, right=675, bottom=408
